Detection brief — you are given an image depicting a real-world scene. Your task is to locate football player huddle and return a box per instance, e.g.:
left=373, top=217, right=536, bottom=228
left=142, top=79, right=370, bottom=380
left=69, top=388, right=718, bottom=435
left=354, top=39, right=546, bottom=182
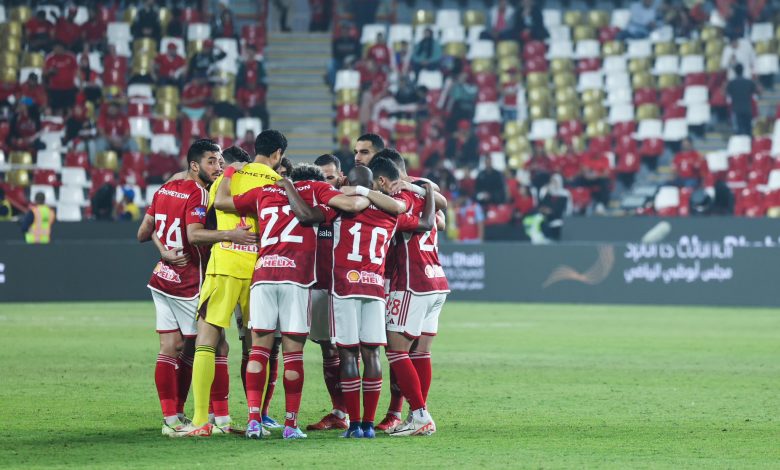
left=137, top=130, right=448, bottom=440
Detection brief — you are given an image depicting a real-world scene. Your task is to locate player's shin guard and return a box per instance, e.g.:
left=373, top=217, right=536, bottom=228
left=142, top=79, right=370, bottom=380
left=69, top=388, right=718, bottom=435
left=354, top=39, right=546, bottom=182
left=386, top=351, right=425, bottom=411
left=361, top=378, right=383, bottom=424
left=246, top=346, right=271, bottom=423
left=176, top=353, right=194, bottom=415
left=155, top=354, right=179, bottom=419
left=340, top=377, right=361, bottom=423
left=410, top=351, right=432, bottom=403
left=210, top=355, right=230, bottom=419
left=282, top=352, right=304, bottom=428
left=191, top=346, right=216, bottom=426
left=262, top=350, right=279, bottom=416
left=388, top=367, right=404, bottom=416
left=323, top=356, right=346, bottom=413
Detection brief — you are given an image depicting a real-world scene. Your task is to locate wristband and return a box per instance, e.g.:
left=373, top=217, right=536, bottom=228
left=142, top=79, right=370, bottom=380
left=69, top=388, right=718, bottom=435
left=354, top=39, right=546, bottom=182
left=224, top=166, right=236, bottom=178
left=355, top=186, right=370, bottom=196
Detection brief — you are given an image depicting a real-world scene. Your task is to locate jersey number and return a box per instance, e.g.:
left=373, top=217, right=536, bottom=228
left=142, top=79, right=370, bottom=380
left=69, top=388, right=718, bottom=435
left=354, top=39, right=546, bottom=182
left=347, top=223, right=388, bottom=265
left=419, top=230, right=438, bottom=252
left=155, top=214, right=182, bottom=249
left=259, top=205, right=302, bottom=247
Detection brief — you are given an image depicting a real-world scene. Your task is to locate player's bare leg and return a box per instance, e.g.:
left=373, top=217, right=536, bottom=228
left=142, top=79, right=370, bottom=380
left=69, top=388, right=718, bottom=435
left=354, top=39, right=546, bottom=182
left=307, top=341, right=349, bottom=431
left=377, top=346, right=405, bottom=431
left=280, top=335, right=307, bottom=439
left=157, top=331, right=187, bottom=436
left=245, top=330, right=275, bottom=438
left=359, top=345, right=383, bottom=438
left=338, top=346, right=364, bottom=438
left=261, top=337, right=283, bottom=428
left=410, top=335, right=434, bottom=404
left=386, top=332, right=435, bottom=436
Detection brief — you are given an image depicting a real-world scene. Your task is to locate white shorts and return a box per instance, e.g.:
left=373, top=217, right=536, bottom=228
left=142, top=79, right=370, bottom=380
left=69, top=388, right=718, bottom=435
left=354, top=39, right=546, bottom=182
left=331, top=296, right=387, bottom=347
left=249, top=283, right=311, bottom=336
left=151, top=290, right=198, bottom=337
left=386, top=291, right=447, bottom=338
left=309, top=289, right=331, bottom=343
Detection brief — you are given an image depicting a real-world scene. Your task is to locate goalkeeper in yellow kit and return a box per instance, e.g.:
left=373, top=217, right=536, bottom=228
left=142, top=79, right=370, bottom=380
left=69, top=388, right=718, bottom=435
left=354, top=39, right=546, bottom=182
left=184, top=131, right=285, bottom=437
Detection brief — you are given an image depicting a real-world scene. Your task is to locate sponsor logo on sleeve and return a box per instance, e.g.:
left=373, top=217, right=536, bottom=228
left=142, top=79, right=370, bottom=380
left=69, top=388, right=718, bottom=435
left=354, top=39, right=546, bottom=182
left=192, top=206, right=206, bottom=218
left=346, top=270, right=383, bottom=285
left=154, top=262, right=182, bottom=283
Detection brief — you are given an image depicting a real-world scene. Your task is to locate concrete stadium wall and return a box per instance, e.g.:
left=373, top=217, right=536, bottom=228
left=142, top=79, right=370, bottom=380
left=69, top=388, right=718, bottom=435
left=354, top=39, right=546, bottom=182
left=1, top=237, right=778, bottom=306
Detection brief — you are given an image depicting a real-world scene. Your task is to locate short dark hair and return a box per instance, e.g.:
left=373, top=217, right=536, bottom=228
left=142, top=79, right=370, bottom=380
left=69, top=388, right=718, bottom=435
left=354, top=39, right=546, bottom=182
left=290, top=163, right=325, bottom=182
left=34, top=192, right=45, bottom=204
left=374, top=148, right=406, bottom=172
left=221, top=145, right=251, bottom=164
left=314, top=153, right=341, bottom=170
left=187, top=139, right=221, bottom=165
left=254, top=129, right=288, bottom=157
left=279, top=157, right=294, bottom=176
left=347, top=165, right=373, bottom=187
left=734, top=63, right=744, bottom=77
left=368, top=156, right=400, bottom=181
left=357, top=133, right=385, bottom=152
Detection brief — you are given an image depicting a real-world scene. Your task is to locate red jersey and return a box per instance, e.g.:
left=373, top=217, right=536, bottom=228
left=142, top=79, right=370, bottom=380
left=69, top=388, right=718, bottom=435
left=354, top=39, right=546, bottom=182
left=147, top=179, right=209, bottom=299
left=331, top=193, right=411, bottom=300
left=237, top=87, right=266, bottom=109
left=367, top=44, right=391, bottom=67
left=155, top=53, right=186, bottom=79
left=233, top=180, right=341, bottom=287
left=391, top=192, right=449, bottom=294
left=19, top=83, right=48, bottom=107
left=26, top=17, right=52, bottom=38
left=54, top=18, right=80, bottom=47
left=98, top=114, right=130, bottom=138
left=82, top=18, right=107, bottom=44
left=182, top=82, right=210, bottom=108
left=44, top=52, right=78, bottom=90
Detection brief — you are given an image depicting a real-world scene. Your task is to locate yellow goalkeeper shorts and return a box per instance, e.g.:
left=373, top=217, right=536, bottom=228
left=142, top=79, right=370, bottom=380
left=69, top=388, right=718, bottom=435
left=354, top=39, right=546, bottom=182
left=198, top=274, right=250, bottom=329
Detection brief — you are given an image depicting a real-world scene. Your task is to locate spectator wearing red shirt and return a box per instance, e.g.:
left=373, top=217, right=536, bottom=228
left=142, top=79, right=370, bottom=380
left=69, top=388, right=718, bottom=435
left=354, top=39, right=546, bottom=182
left=236, top=80, right=270, bottom=130
left=239, top=130, right=255, bottom=157
left=211, top=4, right=237, bottom=39
left=154, top=43, right=187, bottom=86
left=673, top=138, right=704, bottom=188
left=132, top=0, right=161, bottom=41
left=81, top=7, right=107, bottom=50
left=236, top=45, right=267, bottom=89
left=26, top=10, right=53, bottom=52
left=456, top=194, right=485, bottom=243
left=19, top=73, right=48, bottom=109
left=525, top=145, right=554, bottom=192
left=44, top=42, right=79, bottom=114
left=366, top=32, right=391, bottom=70
left=576, top=150, right=612, bottom=211
left=181, top=77, right=211, bottom=120
left=553, top=143, right=582, bottom=184
left=94, top=101, right=138, bottom=159
left=54, top=7, right=82, bottom=51
left=355, top=58, right=383, bottom=91
left=0, top=79, right=19, bottom=106
left=7, top=99, right=41, bottom=152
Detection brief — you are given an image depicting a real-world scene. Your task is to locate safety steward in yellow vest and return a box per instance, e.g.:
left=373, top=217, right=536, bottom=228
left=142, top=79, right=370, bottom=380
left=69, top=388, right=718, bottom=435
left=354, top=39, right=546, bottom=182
left=23, top=192, right=55, bottom=244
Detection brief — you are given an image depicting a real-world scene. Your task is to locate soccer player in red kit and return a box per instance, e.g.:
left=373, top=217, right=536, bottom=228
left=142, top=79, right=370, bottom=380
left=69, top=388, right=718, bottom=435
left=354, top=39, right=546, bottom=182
left=214, top=163, right=372, bottom=439
left=137, top=139, right=257, bottom=437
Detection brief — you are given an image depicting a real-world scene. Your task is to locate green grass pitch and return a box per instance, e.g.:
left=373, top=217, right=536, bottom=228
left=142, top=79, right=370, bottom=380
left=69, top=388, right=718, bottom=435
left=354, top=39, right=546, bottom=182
left=1, top=301, right=778, bottom=468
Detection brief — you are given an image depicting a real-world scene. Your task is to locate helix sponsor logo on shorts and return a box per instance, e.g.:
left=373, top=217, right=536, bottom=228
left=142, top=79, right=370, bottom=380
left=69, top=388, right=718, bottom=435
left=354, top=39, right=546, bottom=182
left=424, top=265, right=447, bottom=279
left=346, top=270, right=383, bottom=285
left=153, top=262, right=182, bottom=283
left=220, top=241, right=259, bottom=253
left=191, top=206, right=206, bottom=218
left=256, top=254, right=297, bottom=269
left=157, top=188, right=190, bottom=199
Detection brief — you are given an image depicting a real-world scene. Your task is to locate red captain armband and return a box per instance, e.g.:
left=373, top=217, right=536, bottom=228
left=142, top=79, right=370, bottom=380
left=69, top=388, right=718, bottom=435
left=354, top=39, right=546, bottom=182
left=224, top=166, right=237, bottom=178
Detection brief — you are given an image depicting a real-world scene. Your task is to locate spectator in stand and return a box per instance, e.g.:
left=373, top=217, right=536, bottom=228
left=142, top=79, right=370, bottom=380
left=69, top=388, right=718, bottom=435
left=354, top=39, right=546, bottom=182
left=95, top=101, right=138, bottom=159
left=63, top=103, right=97, bottom=157
left=239, top=130, right=255, bottom=156
left=116, top=187, right=141, bottom=221
left=556, top=143, right=583, bottom=185
left=515, top=0, right=548, bottom=41
left=212, top=1, right=238, bottom=39
left=166, top=7, right=186, bottom=38
left=154, top=43, right=187, bottom=87
left=723, top=0, right=749, bottom=40
left=236, top=79, right=270, bottom=130
left=395, top=75, right=419, bottom=105
left=81, top=7, right=107, bottom=51
left=441, top=71, right=477, bottom=132
left=0, top=75, right=19, bottom=107
left=44, top=42, right=79, bottom=114
left=328, top=26, right=361, bottom=87
left=188, top=39, right=227, bottom=81
left=619, top=0, right=661, bottom=40
left=53, top=6, right=82, bottom=52
left=411, top=28, right=442, bottom=74
left=0, top=188, right=13, bottom=221
left=76, top=54, right=102, bottom=104
left=475, top=157, right=507, bottom=205
left=721, top=34, right=756, bottom=80
left=132, top=0, right=162, bottom=41
left=356, top=57, right=385, bottom=91
left=455, top=193, right=485, bottom=243
left=19, top=73, right=48, bottom=109
left=392, top=40, right=412, bottom=77
left=485, top=0, right=516, bottom=41
left=309, top=0, right=332, bottom=31
left=445, top=120, right=479, bottom=168
left=576, top=150, right=612, bottom=213
left=237, top=45, right=268, bottom=90
left=272, top=0, right=293, bottom=32
left=726, top=63, right=759, bottom=135
left=181, top=76, right=212, bottom=120
left=91, top=183, right=115, bottom=220
left=7, top=99, right=40, bottom=152
left=366, top=32, right=392, bottom=71
left=536, top=174, right=571, bottom=241
left=353, top=0, right=380, bottom=32
left=26, top=10, right=54, bottom=52
left=673, top=137, right=704, bottom=187
left=661, top=0, right=692, bottom=37
left=423, top=157, right=458, bottom=197
left=525, top=144, right=554, bottom=193
left=333, top=137, right=354, bottom=175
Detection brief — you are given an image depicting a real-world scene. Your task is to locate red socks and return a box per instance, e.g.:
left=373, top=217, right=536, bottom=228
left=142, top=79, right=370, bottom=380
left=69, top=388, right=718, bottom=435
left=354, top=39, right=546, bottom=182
left=323, top=356, right=346, bottom=413
left=155, top=354, right=178, bottom=418
left=210, top=355, right=230, bottom=418
left=262, top=349, right=279, bottom=417
left=176, top=353, right=193, bottom=415
left=388, top=367, right=404, bottom=414
left=246, top=346, right=271, bottom=422
left=361, top=378, right=382, bottom=424
left=386, top=350, right=425, bottom=411
left=410, top=351, right=432, bottom=402
left=340, top=377, right=361, bottom=422
left=282, top=351, right=304, bottom=428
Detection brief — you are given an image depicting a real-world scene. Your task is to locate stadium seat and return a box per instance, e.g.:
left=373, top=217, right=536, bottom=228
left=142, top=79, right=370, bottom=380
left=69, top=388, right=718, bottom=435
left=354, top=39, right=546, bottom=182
left=751, top=22, right=773, bottom=42
left=653, top=55, right=679, bottom=75
left=627, top=40, right=652, bottom=59
left=61, top=168, right=89, bottom=187
left=528, top=119, right=557, bottom=141
left=542, top=9, right=561, bottom=29
left=360, top=24, right=387, bottom=44
left=547, top=41, right=574, bottom=59
left=129, top=117, right=153, bottom=139
left=680, top=55, right=705, bottom=75
left=686, top=103, right=711, bottom=126
left=467, top=40, right=494, bottom=60
left=474, top=103, right=501, bottom=124
left=755, top=55, right=779, bottom=75
left=727, top=135, right=752, bottom=156
left=151, top=135, right=179, bottom=155
left=236, top=118, right=262, bottom=138
left=159, top=37, right=186, bottom=56
left=64, top=152, right=90, bottom=170
left=663, top=118, right=689, bottom=142
left=683, top=86, right=708, bottom=106
left=654, top=186, right=680, bottom=215
left=417, top=70, right=443, bottom=90
left=767, top=169, right=780, bottom=190
left=56, top=203, right=82, bottom=222
left=574, top=40, right=600, bottom=59
left=187, top=23, right=212, bottom=41
left=36, top=150, right=62, bottom=171
left=609, top=104, right=635, bottom=125
left=334, top=70, right=360, bottom=91
left=705, top=151, right=729, bottom=173
left=388, top=24, right=413, bottom=45
left=59, top=185, right=88, bottom=206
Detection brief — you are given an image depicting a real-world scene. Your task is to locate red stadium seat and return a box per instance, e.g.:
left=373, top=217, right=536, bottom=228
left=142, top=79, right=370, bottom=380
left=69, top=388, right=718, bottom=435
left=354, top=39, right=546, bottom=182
left=121, top=152, right=147, bottom=173
left=478, top=135, right=502, bottom=153
left=576, top=58, right=601, bottom=74
left=752, top=137, right=772, bottom=153
left=426, top=90, right=443, bottom=116
left=181, top=118, right=207, bottom=144
left=90, top=169, right=116, bottom=197
left=152, top=118, right=177, bottom=135
left=660, top=86, right=684, bottom=108
left=65, top=152, right=90, bottom=170
left=616, top=151, right=641, bottom=174
left=663, top=104, right=687, bottom=120
left=684, top=72, right=708, bottom=87
left=336, top=104, right=359, bottom=121
left=598, top=26, right=620, bottom=42
left=678, top=187, right=692, bottom=216
left=98, top=6, right=116, bottom=22
left=559, top=120, right=584, bottom=144
left=522, top=41, right=547, bottom=60
left=726, top=168, right=746, bottom=187
left=128, top=102, right=152, bottom=117
left=484, top=204, right=513, bottom=225
left=615, top=134, right=637, bottom=153
left=103, top=69, right=127, bottom=88
left=569, top=187, right=592, bottom=213
left=524, top=56, right=548, bottom=73
left=639, top=138, right=664, bottom=158
left=633, top=88, right=657, bottom=107
left=149, top=153, right=181, bottom=179
left=612, top=121, right=636, bottom=139
left=589, top=136, right=612, bottom=153
left=182, top=8, right=202, bottom=23
left=33, top=169, right=59, bottom=186
left=474, top=72, right=498, bottom=89
left=728, top=153, right=750, bottom=173
left=475, top=122, right=500, bottom=139
left=478, top=87, right=499, bottom=102
left=656, top=205, right=679, bottom=217
left=736, top=188, right=765, bottom=216
left=214, top=136, right=234, bottom=149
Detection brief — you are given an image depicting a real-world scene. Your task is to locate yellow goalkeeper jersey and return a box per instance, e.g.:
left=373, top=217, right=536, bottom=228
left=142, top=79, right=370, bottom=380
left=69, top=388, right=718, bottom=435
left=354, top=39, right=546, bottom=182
left=205, top=162, right=280, bottom=278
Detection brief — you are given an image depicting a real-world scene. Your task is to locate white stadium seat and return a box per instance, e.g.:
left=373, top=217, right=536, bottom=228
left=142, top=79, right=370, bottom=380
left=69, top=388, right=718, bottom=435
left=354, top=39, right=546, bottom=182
left=528, top=119, right=557, bottom=141
left=388, top=24, right=413, bottom=44
left=59, top=185, right=87, bottom=206
left=56, top=203, right=83, bottom=222
left=627, top=39, right=652, bottom=59
left=682, top=86, right=708, bottom=106
left=755, top=54, right=779, bottom=75
left=606, top=72, right=631, bottom=90
left=236, top=117, right=263, bottom=138
left=187, top=23, right=212, bottom=41
left=680, top=55, right=705, bottom=75
left=129, top=117, right=153, bottom=139
left=548, top=25, right=570, bottom=42
left=575, top=40, right=600, bottom=60
left=436, top=9, right=461, bottom=28
left=542, top=9, right=561, bottom=28
left=705, top=151, right=729, bottom=172
left=611, top=9, right=631, bottom=29
left=61, top=168, right=89, bottom=187
left=417, top=70, right=443, bottom=90
left=36, top=150, right=62, bottom=171
left=107, top=22, right=132, bottom=43
left=727, top=135, right=752, bottom=156
left=115, top=185, right=145, bottom=206
left=151, top=135, right=179, bottom=155
left=577, top=71, right=602, bottom=91
left=360, top=24, right=387, bottom=44
left=440, top=26, right=466, bottom=44
left=653, top=55, right=679, bottom=75
left=650, top=25, right=674, bottom=43
left=127, top=84, right=154, bottom=101
left=750, top=22, right=773, bottom=42
left=768, top=169, right=780, bottom=190
left=663, top=118, right=689, bottom=141
left=654, top=186, right=680, bottom=211
left=489, top=152, right=506, bottom=172
left=607, top=87, right=633, bottom=106
left=20, top=67, right=42, bottom=84
left=467, top=25, right=486, bottom=45
left=473, top=102, right=501, bottom=124
left=608, top=104, right=634, bottom=124
left=547, top=40, right=573, bottom=59
left=334, top=70, right=360, bottom=91
left=686, top=103, right=711, bottom=126
left=604, top=56, right=627, bottom=74
left=635, top=119, right=663, bottom=140
left=467, top=40, right=494, bottom=60
left=145, top=184, right=162, bottom=205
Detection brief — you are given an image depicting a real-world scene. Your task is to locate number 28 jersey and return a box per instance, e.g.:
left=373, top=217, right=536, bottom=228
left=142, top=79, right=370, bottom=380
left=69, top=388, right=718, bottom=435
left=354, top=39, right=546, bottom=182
left=146, top=179, right=209, bottom=299
left=233, top=180, right=341, bottom=287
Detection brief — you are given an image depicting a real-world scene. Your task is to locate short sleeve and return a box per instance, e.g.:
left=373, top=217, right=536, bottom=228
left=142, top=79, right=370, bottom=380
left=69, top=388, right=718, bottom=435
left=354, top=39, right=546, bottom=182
left=316, top=204, right=339, bottom=225
left=393, top=190, right=416, bottom=213
left=184, top=188, right=208, bottom=226
left=396, top=213, right=420, bottom=232
left=233, top=187, right=261, bottom=214
left=314, top=182, right=342, bottom=205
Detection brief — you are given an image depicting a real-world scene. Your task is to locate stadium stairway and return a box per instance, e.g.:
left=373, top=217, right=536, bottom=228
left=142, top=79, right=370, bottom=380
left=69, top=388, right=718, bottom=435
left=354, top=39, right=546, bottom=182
left=265, top=32, right=333, bottom=162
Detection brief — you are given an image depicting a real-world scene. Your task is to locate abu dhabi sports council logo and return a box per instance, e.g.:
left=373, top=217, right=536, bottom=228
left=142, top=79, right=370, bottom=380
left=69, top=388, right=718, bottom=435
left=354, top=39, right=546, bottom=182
left=154, top=262, right=182, bottom=283
left=191, top=206, right=206, bottom=218
left=346, top=270, right=383, bottom=285
left=542, top=245, right=615, bottom=288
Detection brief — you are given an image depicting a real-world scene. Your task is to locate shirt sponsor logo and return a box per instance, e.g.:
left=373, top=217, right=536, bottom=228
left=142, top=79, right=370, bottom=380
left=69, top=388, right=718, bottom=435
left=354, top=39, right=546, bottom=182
left=346, top=269, right=383, bottom=285
left=424, top=265, right=447, bottom=279
left=256, top=254, right=296, bottom=269
left=158, top=188, right=190, bottom=199
left=192, top=206, right=206, bottom=218
left=318, top=228, right=333, bottom=238
left=220, top=241, right=259, bottom=253
left=153, top=262, right=182, bottom=283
